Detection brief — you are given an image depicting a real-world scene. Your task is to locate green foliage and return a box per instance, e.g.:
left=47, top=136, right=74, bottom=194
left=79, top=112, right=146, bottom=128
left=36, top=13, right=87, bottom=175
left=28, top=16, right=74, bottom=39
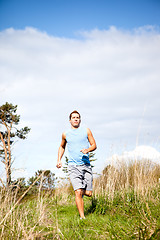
left=0, top=102, right=30, bottom=186
left=0, top=185, right=160, bottom=239
left=12, top=177, right=26, bottom=189
left=0, top=102, right=20, bottom=125
left=52, top=188, right=160, bottom=239
left=86, top=195, right=109, bottom=215
left=89, top=151, right=97, bottom=168
left=62, top=156, right=69, bottom=175
left=27, top=170, right=56, bottom=193
left=0, top=102, right=30, bottom=146
left=16, top=126, right=31, bottom=139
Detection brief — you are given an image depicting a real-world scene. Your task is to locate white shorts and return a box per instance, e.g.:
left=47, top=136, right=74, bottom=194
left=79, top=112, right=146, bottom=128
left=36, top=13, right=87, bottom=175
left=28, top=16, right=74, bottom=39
left=68, top=164, right=93, bottom=191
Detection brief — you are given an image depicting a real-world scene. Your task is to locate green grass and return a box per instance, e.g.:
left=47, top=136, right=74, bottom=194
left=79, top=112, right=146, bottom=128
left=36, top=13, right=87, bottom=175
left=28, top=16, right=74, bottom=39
left=0, top=187, right=160, bottom=239
left=45, top=190, right=160, bottom=240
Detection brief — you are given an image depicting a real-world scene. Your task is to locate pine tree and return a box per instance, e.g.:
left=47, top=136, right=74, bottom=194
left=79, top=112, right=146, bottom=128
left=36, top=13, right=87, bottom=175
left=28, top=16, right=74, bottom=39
left=0, top=102, right=30, bottom=187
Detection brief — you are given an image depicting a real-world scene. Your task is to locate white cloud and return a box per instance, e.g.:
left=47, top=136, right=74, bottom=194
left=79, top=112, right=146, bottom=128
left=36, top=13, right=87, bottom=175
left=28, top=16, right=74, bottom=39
left=107, top=145, right=160, bottom=166
left=0, top=26, right=160, bottom=179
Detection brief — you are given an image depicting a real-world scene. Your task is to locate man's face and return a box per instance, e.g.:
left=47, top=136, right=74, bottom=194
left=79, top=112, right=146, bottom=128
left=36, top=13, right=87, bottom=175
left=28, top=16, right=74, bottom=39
left=69, top=113, right=81, bottom=128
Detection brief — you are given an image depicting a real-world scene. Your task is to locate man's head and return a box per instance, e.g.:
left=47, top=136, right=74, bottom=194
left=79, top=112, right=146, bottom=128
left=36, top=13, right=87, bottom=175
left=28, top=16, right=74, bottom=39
left=69, top=110, right=81, bottom=128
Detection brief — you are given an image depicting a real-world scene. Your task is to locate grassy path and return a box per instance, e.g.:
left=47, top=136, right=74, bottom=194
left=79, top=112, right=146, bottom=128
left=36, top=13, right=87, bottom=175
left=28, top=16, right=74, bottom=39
left=0, top=189, right=160, bottom=239
left=46, top=196, right=160, bottom=240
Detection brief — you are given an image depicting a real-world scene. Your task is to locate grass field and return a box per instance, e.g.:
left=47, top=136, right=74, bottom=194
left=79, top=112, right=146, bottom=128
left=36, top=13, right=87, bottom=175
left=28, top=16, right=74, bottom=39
left=0, top=159, right=160, bottom=239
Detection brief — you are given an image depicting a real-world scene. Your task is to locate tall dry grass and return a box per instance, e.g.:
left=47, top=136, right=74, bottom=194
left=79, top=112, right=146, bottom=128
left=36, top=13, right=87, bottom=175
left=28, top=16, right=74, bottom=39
left=0, top=159, right=159, bottom=239
left=92, top=158, right=160, bottom=239
left=0, top=172, right=59, bottom=240
left=93, top=158, right=160, bottom=200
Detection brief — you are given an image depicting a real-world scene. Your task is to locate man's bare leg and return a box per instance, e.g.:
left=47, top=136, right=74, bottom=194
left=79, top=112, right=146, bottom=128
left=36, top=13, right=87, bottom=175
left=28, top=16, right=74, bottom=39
left=83, top=190, right=92, bottom=197
left=75, top=189, right=85, bottom=218
left=75, top=189, right=92, bottom=218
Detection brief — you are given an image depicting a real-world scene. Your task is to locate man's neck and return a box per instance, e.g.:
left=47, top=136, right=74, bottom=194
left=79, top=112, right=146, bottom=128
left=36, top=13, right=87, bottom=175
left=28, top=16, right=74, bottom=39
left=71, top=126, right=80, bottom=129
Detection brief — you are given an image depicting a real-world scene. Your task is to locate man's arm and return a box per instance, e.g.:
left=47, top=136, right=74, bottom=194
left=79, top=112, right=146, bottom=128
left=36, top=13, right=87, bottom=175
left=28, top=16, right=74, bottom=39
left=56, top=132, right=67, bottom=168
left=81, top=128, right=97, bottom=154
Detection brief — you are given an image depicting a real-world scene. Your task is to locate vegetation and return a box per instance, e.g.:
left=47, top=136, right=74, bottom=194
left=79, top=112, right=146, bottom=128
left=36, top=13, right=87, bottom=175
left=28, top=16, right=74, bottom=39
left=0, top=102, right=160, bottom=239
left=0, top=159, right=160, bottom=239
left=0, top=102, right=30, bottom=187
left=27, top=170, right=56, bottom=194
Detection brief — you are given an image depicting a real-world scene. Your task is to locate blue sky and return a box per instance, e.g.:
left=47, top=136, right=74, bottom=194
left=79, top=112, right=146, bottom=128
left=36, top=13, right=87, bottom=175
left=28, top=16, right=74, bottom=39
left=0, top=0, right=160, bottom=182
left=0, top=0, right=160, bottom=37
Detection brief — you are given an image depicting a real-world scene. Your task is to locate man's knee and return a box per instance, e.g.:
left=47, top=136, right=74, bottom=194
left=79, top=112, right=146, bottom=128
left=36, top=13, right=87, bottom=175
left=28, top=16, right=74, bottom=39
left=75, top=189, right=83, bottom=198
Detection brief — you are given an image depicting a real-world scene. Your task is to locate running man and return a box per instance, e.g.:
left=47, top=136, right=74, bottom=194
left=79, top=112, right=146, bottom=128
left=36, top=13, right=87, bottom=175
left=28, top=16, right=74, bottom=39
left=56, top=110, right=97, bottom=219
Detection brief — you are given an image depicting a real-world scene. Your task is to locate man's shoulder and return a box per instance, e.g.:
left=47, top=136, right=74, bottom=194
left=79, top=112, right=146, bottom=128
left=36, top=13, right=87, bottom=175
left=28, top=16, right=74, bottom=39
left=79, top=126, right=91, bottom=134
left=86, top=127, right=91, bottom=133
left=63, top=128, right=71, bottom=138
left=62, top=131, right=67, bottom=139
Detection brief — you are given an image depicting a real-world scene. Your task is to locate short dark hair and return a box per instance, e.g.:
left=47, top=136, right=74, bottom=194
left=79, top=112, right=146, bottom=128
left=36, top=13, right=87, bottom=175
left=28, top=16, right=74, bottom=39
left=69, top=110, right=81, bottom=120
